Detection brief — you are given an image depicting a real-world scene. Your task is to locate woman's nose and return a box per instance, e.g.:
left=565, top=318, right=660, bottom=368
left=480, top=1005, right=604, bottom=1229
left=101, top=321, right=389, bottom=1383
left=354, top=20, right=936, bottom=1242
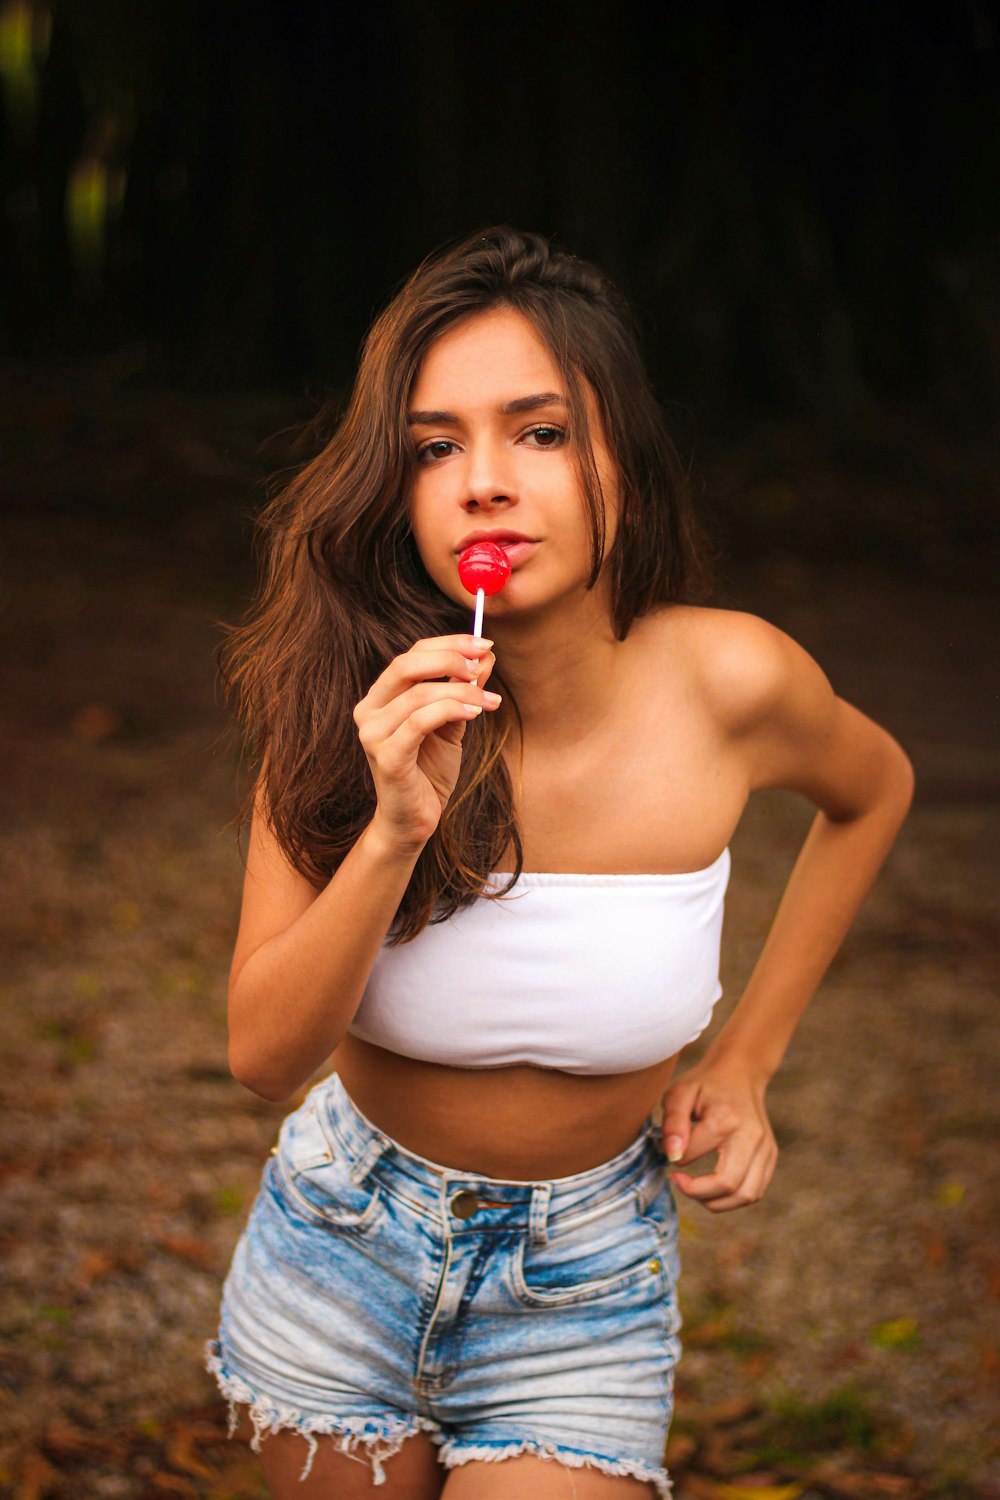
left=463, top=436, right=517, bottom=508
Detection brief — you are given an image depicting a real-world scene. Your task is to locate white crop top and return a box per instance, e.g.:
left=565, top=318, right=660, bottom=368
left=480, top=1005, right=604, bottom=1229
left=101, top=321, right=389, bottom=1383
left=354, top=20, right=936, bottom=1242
left=348, top=846, right=731, bottom=1075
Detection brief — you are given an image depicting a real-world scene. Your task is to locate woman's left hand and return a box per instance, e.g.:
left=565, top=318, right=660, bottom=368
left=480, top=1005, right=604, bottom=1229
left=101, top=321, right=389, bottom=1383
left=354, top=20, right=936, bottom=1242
left=659, top=1057, right=778, bottom=1212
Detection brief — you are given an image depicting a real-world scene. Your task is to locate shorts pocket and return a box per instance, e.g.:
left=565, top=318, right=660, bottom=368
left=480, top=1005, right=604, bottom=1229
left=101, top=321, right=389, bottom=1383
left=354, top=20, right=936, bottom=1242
left=270, top=1096, right=384, bottom=1234
left=638, top=1175, right=680, bottom=1251
left=511, top=1188, right=668, bottom=1309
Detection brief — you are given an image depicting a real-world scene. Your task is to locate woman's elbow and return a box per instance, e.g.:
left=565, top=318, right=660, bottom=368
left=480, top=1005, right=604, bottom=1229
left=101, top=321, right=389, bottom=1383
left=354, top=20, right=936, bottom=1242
left=227, top=1036, right=299, bottom=1105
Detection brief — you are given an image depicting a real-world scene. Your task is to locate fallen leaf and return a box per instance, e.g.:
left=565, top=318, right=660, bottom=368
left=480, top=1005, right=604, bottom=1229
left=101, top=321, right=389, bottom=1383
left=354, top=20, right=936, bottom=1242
left=919, top=1227, right=948, bottom=1269
left=665, top=1432, right=698, bottom=1465
left=170, top=1418, right=225, bottom=1443
left=715, top=1484, right=805, bottom=1500
left=15, top=1452, right=60, bottom=1500
left=870, top=1317, right=920, bottom=1350
left=72, top=1246, right=145, bottom=1289
left=149, top=1473, right=199, bottom=1497
left=73, top=1249, right=118, bottom=1287
left=157, top=1234, right=214, bottom=1267
left=696, top=1396, right=760, bottom=1426
left=825, top=1339, right=865, bottom=1370
left=42, top=1417, right=106, bottom=1456
left=167, top=1424, right=217, bottom=1479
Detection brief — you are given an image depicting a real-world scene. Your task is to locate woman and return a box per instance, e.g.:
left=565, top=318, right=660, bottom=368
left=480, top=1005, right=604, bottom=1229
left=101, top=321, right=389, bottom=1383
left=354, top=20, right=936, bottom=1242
left=206, top=226, right=914, bottom=1498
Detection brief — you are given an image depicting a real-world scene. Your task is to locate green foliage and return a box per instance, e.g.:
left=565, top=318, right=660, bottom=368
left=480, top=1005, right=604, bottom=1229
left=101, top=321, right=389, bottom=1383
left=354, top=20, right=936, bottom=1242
left=214, top=1185, right=245, bottom=1215
left=38, top=1018, right=97, bottom=1066
left=38, top=1304, right=73, bottom=1326
left=755, top=1383, right=886, bottom=1467
left=870, top=1316, right=921, bottom=1350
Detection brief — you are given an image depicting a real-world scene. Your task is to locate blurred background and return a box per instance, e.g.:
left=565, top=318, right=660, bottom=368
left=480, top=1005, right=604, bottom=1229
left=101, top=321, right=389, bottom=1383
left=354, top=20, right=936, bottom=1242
left=1, top=3, right=998, bottom=1497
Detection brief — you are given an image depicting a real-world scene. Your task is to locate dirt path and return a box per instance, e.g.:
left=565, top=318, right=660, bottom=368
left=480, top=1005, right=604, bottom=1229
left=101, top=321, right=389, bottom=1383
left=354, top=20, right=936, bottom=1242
left=0, top=390, right=996, bottom=1497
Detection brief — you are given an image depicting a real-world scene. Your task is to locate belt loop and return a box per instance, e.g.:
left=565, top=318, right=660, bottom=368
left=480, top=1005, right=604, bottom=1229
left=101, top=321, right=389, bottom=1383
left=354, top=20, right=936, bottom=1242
left=529, top=1182, right=553, bottom=1246
left=349, top=1134, right=390, bottom=1186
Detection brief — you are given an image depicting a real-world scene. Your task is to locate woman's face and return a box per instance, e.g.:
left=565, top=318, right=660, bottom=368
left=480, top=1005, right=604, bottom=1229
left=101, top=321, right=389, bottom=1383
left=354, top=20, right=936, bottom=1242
left=406, top=307, right=619, bottom=622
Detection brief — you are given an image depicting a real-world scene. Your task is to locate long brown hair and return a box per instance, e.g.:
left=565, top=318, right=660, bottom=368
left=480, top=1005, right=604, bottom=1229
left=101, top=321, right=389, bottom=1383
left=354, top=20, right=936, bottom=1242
left=218, top=225, right=717, bottom=941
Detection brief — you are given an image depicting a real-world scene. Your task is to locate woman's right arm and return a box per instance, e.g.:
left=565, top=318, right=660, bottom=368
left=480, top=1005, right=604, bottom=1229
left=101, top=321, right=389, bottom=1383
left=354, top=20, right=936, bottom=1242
left=227, top=633, right=499, bottom=1102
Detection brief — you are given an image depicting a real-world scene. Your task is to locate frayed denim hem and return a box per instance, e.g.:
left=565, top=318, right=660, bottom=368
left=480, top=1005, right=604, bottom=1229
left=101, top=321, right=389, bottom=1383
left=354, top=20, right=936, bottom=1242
left=204, top=1340, right=443, bottom=1484
left=438, top=1435, right=673, bottom=1498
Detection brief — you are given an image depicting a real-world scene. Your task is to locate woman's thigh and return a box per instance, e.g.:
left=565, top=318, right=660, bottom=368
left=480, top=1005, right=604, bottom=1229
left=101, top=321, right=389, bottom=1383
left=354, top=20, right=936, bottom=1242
left=259, top=1428, right=445, bottom=1499
left=441, top=1455, right=657, bottom=1497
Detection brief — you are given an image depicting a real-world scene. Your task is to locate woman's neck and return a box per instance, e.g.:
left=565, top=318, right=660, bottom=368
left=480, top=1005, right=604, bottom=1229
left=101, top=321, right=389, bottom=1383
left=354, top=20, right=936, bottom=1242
left=488, top=587, right=632, bottom=752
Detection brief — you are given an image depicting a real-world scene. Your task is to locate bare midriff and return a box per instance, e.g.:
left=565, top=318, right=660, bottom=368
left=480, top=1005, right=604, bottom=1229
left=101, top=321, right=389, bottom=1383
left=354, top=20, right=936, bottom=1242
left=329, top=1032, right=680, bottom=1179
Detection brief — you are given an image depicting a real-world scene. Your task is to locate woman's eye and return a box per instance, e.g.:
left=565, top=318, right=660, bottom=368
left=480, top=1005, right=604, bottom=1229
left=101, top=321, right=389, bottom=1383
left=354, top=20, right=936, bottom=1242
left=523, top=425, right=565, bottom=448
left=416, top=440, right=457, bottom=464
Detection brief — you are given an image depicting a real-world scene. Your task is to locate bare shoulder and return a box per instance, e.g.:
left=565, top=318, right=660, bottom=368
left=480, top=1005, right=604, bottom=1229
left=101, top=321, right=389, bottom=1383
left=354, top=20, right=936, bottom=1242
left=647, top=603, right=913, bottom=812
left=650, top=603, right=826, bottom=737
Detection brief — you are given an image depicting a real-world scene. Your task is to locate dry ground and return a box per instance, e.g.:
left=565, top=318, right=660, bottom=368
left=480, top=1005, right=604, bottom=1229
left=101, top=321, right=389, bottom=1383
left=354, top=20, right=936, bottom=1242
left=0, top=379, right=997, bottom=1497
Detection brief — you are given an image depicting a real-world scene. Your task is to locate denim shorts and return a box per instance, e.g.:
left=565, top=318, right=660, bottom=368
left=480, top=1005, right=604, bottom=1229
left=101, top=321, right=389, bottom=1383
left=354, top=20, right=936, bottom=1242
left=206, top=1072, right=682, bottom=1496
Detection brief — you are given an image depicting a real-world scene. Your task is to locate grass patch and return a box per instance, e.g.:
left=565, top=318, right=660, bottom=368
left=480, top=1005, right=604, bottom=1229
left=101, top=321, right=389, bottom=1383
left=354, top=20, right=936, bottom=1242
left=38, top=1304, right=73, bottom=1325
left=754, top=1383, right=888, bottom=1467
left=38, top=1018, right=97, bottom=1062
left=214, top=1185, right=246, bottom=1215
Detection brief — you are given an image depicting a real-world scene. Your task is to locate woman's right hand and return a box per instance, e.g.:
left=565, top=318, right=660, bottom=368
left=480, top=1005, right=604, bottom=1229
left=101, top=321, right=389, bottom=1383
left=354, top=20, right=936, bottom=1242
left=353, top=634, right=501, bottom=854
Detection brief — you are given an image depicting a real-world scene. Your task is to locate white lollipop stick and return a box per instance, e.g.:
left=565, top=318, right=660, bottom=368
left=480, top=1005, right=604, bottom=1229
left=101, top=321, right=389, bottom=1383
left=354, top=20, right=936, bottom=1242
left=472, top=587, right=485, bottom=640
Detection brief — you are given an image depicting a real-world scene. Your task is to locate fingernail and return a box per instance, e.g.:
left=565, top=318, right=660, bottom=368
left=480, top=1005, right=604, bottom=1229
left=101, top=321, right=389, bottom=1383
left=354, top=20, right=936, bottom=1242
left=472, top=637, right=493, bottom=648
left=464, top=658, right=480, bottom=674
left=483, top=691, right=502, bottom=706
left=666, top=1136, right=684, bottom=1163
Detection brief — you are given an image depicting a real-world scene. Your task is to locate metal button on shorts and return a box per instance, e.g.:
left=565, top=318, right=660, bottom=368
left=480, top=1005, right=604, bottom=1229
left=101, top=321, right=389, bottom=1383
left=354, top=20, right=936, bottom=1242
left=449, top=1189, right=480, bottom=1219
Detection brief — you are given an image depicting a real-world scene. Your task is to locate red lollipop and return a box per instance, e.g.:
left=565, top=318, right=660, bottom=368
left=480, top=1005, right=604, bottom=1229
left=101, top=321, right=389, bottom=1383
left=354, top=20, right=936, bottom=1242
left=457, top=541, right=511, bottom=638
left=458, top=541, right=511, bottom=597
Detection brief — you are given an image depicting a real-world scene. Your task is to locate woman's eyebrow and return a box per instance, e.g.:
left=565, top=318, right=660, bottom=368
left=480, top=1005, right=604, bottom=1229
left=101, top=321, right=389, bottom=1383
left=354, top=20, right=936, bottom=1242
left=406, top=392, right=568, bottom=426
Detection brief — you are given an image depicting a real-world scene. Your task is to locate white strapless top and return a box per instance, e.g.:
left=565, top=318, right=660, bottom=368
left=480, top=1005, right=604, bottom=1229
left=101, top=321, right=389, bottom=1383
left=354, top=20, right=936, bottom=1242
left=348, top=846, right=731, bottom=1075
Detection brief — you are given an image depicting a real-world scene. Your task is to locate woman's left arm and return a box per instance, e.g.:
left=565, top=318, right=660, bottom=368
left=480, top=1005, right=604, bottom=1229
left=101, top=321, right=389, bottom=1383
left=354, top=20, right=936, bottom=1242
left=662, top=614, right=915, bottom=1212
